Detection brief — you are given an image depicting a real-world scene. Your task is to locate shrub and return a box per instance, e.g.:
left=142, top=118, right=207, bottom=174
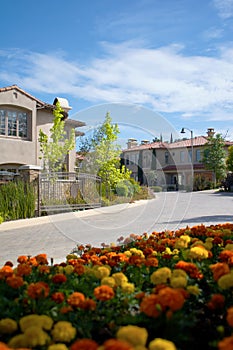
left=150, top=186, right=162, bottom=192
left=0, top=181, right=35, bottom=221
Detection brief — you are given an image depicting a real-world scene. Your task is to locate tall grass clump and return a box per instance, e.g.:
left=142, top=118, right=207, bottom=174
left=0, top=180, right=35, bottom=221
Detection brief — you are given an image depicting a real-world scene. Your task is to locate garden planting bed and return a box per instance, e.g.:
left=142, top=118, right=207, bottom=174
left=1, top=223, right=233, bottom=349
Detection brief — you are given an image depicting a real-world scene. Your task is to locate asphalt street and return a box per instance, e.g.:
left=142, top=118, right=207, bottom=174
left=0, top=189, right=233, bottom=266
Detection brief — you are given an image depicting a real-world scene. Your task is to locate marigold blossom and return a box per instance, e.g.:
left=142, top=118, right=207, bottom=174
left=0, top=318, right=18, bottom=334
left=149, top=338, right=177, bottom=350
left=51, top=321, right=76, bottom=342
left=70, top=338, right=98, bottom=350
left=27, top=281, right=49, bottom=299
left=94, top=285, right=115, bottom=301
left=117, top=325, right=148, bottom=346
left=67, top=292, right=85, bottom=307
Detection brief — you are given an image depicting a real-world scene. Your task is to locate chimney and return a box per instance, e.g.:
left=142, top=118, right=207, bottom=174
left=141, top=139, right=150, bottom=145
left=127, top=138, right=138, bottom=149
left=207, top=128, right=215, bottom=137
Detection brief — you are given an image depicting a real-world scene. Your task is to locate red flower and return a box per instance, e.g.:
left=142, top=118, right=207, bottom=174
left=70, top=339, right=98, bottom=350
left=51, top=292, right=65, bottom=303
left=52, top=273, right=67, bottom=284
left=6, top=275, right=24, bottom=289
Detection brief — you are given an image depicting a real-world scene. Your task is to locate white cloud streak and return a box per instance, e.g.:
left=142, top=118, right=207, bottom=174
left=0, top=41, right=233, bottom=122
left=213, top=0, right=233, bottom=19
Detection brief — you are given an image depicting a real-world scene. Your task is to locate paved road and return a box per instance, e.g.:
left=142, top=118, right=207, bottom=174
left=0, top=190, right=233, bottom=266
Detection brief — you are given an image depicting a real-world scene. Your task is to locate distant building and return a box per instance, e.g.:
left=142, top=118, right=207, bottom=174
left=0, top=85, right=85, bottom=173
left=122, top=128, right=233, bottom=189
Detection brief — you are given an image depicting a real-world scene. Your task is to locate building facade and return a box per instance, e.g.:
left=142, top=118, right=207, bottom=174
left=122, top=129, right=233, bottom=190
left=0, top=85, right=85, bottom=174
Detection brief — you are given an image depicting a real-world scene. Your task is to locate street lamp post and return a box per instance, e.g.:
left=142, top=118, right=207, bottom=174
left=180, top=127, right=194, bottom=191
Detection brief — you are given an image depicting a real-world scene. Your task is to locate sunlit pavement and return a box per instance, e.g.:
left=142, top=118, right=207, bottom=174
left=0, top=189, right=232, bottom=266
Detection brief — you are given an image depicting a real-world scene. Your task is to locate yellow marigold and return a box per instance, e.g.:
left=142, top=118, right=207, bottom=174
left=204, top=241, right=213, bottom=250
left=48, top=344, right=69, bottom=350
left=24, top=326, right=50, bottom=347
left=170, top=276, right=187, bottom=288
left=101, top=277, right=116, bottom=288
left=186, top=285, right=201, bottom=296
left=124, top=250, right=132, bottom=257
left=129, top=248, right=145, bottom=258
left=51, top=321, right=76, bottom=342
left=0, top=318, right=17, bottom=334
left=94, top=266, right=111, bottom=279
left=175, top=235, right=190, bottom=249
left=172, top=249, right=179, bottom=255
left=225, top=244, right=233, bottom=251
left=112, top=272, right=128, bottom=286
left=149, top=338, right=177, bottom=350
left=218, top=272, right=233, bottom=290
left=172, top=269, right=187, bottom=278
left=150, top=267, right=172, bottom=285
left=8, top=334, right=27, bottom=348
left=162, top=247, right=172, bottom=255
left=19, top=314, right=53, bottom=332
left=117, top=325, right=148, bottom=346
left=63, top=265, right=74, bottom=275
left=121, top=282, right=135, bottom=294
left=189, top=246, right=209, bottom=260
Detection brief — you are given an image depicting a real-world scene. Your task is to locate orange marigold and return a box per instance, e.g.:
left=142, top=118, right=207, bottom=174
left=102, top=339, right=134, bottom=350
left=38, top=265, right=50, bottom=274
left=80, top=298, right=96, bottom=310
left=210, top=263, right=230, bottom=281
left=0, top=266, right=13, bottom=279
left=73, top=264, right=85, bottom=275
left=35, top=254, right=48, bottom=265
left=67, top=292, right=85, bottom=307
left=140, top=294, right=162, bottom=318
left=226, top=307, right=233, bottom=328
left=218, top=335, right=233, bottom=350
left=94, top=285, right=115, bottom=301
left=174, top=261, right=203, bottom=279
left=70, top=338, right=98, bottom=350
left=145, top=257, right=159, bottom=267
left=27, top=281, right=49, bottom=299
left=16, top=263, right=32, bottom=276
left=157, top=287, right=185, bottom=311
left=17, top=255, right=29, bottom=264
left=6, top=275, right=24, bottom=289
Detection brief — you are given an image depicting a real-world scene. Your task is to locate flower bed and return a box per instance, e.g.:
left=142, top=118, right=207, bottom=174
left=1, top=223, right=233, bottom=349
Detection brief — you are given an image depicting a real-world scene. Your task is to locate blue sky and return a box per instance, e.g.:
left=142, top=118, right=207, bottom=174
left=1, top=0, right=233, bottom=147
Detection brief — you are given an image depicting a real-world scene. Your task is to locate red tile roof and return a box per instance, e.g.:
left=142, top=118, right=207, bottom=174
left=123, top=136, right=233, bottom=152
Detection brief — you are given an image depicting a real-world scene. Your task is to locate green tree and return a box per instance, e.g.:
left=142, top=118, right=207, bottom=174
left=226, top=145, right=233, bottom=172
left=202, top=133, right=226, bottom=186
left=39, top=102, right=75, bottom=173
left=79, top=112, right=131, bottom=197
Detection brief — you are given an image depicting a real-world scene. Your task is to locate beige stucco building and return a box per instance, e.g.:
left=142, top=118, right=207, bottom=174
left=0, top=85, right=85, bottom=174
left=122, top=129, right=233, bottom=190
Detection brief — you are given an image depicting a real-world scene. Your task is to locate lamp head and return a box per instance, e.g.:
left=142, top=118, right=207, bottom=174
left=180, top=127, right=185, bottom=134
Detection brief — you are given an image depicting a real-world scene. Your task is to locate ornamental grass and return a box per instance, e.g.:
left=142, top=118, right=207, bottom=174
left=1, top=224, right=233, bottom=349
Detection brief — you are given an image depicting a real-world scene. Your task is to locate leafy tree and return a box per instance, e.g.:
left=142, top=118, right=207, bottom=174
left=226, top=145, right=233, bottom=172
left=39, top=102, right=75, bottom=173
left=202, top=133, right=226, bottom=186
left=79, top=112, right=131, bottom=197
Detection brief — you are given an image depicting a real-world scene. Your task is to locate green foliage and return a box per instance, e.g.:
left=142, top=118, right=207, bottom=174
left=0, top=181, right=35, bottom=220
left=39, top=102, right=75, bottom=172
left=202, top=133, right=226, bottom=185
left=151, top=186, right=162, bottom=192
left=80, top=112, right=132, bottom=198
left=193, top=175, right=214, bottom=191
left=226, top=145, right=233, bottom=172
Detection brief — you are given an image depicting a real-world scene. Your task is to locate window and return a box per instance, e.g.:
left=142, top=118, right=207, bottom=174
left=0, top=108, right=29, bottom=138
left=165, top=151, right=169, bottom=164
left=180, top=151, right=185, bottom=163
left=196, top=149, right=201, bottom=162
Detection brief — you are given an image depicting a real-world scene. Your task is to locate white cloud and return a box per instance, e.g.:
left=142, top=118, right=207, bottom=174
left=213, top=0, right=233, bottom=19
left=1, top=42, right=233, bottom=123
